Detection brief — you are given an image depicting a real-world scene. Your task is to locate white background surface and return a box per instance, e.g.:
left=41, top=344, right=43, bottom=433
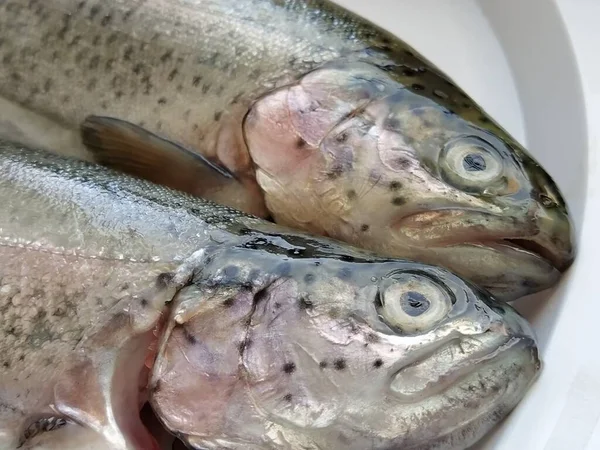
left=333, top=0, right=599, bottom=448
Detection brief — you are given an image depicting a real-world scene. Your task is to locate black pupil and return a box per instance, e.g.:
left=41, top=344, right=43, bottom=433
left=401, top=291, right=430, bottom=317
left=462, top=153, right=487, bottom=172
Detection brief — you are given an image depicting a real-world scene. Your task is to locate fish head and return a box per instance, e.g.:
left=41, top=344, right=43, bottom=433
left=243, top=60, right=575, bottom=300
left=149, top=246, right=540, bottom=449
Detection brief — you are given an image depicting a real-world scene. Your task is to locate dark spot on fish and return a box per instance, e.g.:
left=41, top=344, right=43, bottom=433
left=89, top=5, right=100, bottom=20
left=101, top=14, right=112, bottom=27
left=57, top=15, right=70, bottom=40
left=479, top=115, right=491, bottom=124
left=402, top=68, right=418, bottom=77
left=282, top=362, right=296, bottom=374
left=115, top=90, right=124, bottom=99
left=304, top=273, right=315, bottom=284
left=181, top=325, right=197, bottom=345
left=337, top=267, right=352, bottom=279
left=133, top=63, right=144, bottom=75
left=123, top=8, right=133, bottom=22
left=462, top=102, right=471, bottom=109
left=140, top=298, right=148, bottom=308
left=88, top=55, right=100, bottom=70
left=521, top=279, right=539, bottom=289
left=314, top=261, right=321, bottom=266
left=28, top=86, right=40, bottom=99
left=296, top=137, right=308, bottom=148
left=275, top=262, right=292, bottom=277
left=222, top=298, right=235, bottom=308
left=168, top=68, right=178, bottom=81
left=123, top=45, right=134, bottom=62
left=373, top=359, right=384, bottom=368
left=105, top=58, right=115, bottom=72
left=3, top=362, right=9, bottom=369
left=412, top=83, right=425, bottom=91
left=141, top=75, right=152, bottom=94
left=336, top=132, right=349, bottom=143
left=3, top=52, right=14, bottom=65
left=160, top=49, right=174, bottom=63
left=157, top=97, right=167, bottom=105
left=394, top=157, right=412, bottom=170
left=10, top=72, right=21, bottom=82
left=76, top=1, right=86, bottom=11
left=223, top=265, right=239, bottom=278
left=107, top=33, right=118, bottom=45
left=100, top=101, right=107, bottom=109
left=319, top=361, right=328, bottom=369
left=360, top=224, right=370, bottom=232
left=231, top=92, right=244, bottom=105
left=192, top=76, right=202, bottom=87
left=89, top=33, right=100, bottom=46
left=389, top=181, right=402, bottom=191
left=249, top=68, right=262, bottom=80
left=385, top=117, right=401, bottom=129
left=340, top=255, right=355, bottom=263
left=68, top=35, right=81, bottom=47
left=152, top=379, right=162, bottom=393
left=202, top=84, right=210, bottom=94
left=86, top=78, right=97, bottom=91
left=51, top=50, right=60, bottom=61
left=214, top=111, right=223, bottom=121
left=333, top=358, right=347, bottom=370
left=283, top=393, right=293, bottom=402
left=298, top=296, right=313, bottom=310
left=392, top=197, right=406, bottom=206
left=156, top=272, right=174, bottom=289
left=326, top=168, right=342, bottom=179
left=347, top=189, right=357, bottom=200
left=404, top=50, right=415, bottom=57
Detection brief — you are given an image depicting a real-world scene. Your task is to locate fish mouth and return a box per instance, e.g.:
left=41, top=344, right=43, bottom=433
left=398, top=207, right=575, bottom=274
left=389, top=334, right=538, bottom=400
left=500, top=238, right=564, bottom=269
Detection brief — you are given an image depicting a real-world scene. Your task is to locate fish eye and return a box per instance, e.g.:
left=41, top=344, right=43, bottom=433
left=376, top=272, right=453, bottom=334
left=440, top=136, right=504, bottom=192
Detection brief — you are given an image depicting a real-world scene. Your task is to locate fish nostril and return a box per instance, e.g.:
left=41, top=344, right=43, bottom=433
left=538, top=193, right=556, bottom=208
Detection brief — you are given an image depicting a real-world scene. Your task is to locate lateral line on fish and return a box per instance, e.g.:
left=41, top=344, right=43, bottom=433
left=0, top=238, right=164, bottom=264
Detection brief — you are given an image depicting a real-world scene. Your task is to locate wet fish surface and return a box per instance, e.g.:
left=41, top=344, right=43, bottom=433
left=0, top=140, right=540, bottom=449
left=0, top=0, right=574, bottom=302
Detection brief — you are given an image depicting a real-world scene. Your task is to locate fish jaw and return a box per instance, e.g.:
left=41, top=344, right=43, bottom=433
left=148, top=246, right=540, bottom=449
left=244, top=59, right=575, bottom=300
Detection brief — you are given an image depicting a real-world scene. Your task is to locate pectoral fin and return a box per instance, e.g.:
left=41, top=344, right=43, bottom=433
left=80, top=115, right=235, bottom=196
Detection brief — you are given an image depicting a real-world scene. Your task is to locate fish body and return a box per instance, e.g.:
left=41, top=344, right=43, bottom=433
left=0, top=0, right=574, bottom=302
left=0, top=141, right=541, bottom=449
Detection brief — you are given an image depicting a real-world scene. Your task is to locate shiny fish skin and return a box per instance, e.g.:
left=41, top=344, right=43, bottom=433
left=0, top=2, right=574, bottom=300
left=0, top=141, right=540, bottom=449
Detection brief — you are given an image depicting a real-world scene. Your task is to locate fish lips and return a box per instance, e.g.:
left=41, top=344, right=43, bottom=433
left=397, top=205, right=575, bottom=275
left=388, top=301, right=540, bottom=402
left=388, top=334, right=539, bottom=401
